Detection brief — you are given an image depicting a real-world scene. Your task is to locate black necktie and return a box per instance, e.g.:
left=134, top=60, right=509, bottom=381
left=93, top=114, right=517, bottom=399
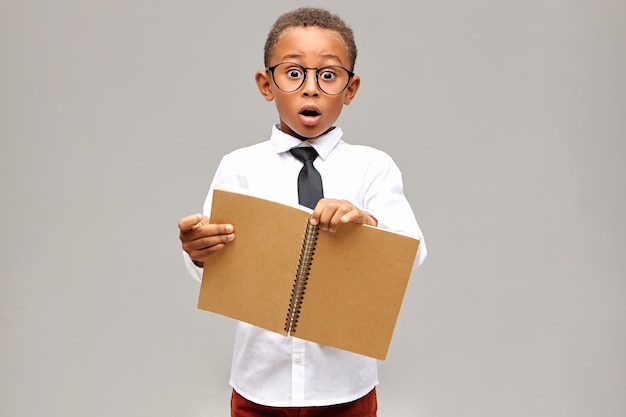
left=289, top=146, right=324, bottom=209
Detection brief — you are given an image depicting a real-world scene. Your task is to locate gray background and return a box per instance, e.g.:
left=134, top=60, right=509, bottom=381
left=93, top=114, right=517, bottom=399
left=1, top=0, right=624, bottom=416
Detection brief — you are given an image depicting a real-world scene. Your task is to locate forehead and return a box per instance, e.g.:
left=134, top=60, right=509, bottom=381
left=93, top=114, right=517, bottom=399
left=270, top=26, right=350, bottom=66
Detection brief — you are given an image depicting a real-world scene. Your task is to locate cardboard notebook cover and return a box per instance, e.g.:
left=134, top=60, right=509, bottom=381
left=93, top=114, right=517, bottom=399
left=198, top=189, right=420, bottom=360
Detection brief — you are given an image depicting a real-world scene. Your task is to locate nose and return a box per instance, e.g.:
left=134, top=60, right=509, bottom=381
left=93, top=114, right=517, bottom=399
left=301, top=69, right=320, bottom=96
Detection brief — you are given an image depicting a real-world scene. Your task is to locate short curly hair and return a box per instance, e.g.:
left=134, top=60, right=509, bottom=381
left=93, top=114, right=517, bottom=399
left=263, top=7, right=358, bottom=70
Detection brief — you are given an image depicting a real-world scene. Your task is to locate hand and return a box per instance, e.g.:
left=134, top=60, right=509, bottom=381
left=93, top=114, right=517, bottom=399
left=178, top=213, right=234, bottom=267
left=310, top=199, right=378, bottom=233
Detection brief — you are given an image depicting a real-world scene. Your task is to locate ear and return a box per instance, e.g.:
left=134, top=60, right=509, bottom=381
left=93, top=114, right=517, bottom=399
left=255, top=70, right=275, bottom=101
left=343, top=74, right=360, bottom=105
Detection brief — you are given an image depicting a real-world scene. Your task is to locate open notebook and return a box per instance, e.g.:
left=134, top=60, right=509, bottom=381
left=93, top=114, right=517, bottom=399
left=197, top=188, right=420, bottom=360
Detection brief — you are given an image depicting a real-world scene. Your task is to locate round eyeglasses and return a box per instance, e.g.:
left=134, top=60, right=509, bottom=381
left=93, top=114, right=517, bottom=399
left=266, top=62, right=355, bottom=95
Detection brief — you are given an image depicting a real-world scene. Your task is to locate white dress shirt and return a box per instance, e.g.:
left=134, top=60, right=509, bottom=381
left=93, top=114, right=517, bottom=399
left=184, top=125, right=426, bottom=407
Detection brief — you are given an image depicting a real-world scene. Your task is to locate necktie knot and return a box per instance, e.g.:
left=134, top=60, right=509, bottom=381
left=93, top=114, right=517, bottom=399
left=289, top=146, right=318, bottom=163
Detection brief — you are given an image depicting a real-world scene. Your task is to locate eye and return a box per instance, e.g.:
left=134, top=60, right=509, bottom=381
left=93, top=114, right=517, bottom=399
left=286, top=67, right=304, bottom=79
left=319, top=69, right=337, bottom=81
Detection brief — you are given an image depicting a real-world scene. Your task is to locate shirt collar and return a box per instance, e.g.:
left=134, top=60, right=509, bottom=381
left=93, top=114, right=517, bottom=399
left=269, top=124, right=343, bottom=161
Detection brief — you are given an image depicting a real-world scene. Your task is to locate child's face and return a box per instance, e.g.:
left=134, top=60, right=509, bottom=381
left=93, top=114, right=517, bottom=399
left=256, top=26, right=360, bottom=139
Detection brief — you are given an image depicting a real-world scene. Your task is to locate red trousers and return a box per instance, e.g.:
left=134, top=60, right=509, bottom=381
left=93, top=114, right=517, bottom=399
left=231, top=388, right=377, bottom=417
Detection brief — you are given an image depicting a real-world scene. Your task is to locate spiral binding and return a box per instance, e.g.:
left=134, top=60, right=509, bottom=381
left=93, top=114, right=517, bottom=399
left=285, top=220, right=320, bottom=334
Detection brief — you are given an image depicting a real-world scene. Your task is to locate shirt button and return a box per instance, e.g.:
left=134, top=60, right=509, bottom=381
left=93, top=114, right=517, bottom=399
left=294, top=354, right=302, bottom=364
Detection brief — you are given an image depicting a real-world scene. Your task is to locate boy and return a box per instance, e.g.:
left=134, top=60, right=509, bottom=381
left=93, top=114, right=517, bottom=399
left=178, top=7, right=426, bottom=416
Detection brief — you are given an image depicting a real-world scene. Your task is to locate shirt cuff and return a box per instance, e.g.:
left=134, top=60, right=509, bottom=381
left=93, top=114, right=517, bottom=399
left=183, top=251, right=204, bottom=282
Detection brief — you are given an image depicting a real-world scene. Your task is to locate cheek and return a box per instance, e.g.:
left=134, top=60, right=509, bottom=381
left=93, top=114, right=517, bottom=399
left=327, top=98, right=346, bottom=117
left=273, top=92, right=292, bottom=109
left=274, top=98, right=294, bottom=120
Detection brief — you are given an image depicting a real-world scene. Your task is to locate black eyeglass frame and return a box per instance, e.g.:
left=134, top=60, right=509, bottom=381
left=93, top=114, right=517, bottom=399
left=265, top=62, right=355, bottom=96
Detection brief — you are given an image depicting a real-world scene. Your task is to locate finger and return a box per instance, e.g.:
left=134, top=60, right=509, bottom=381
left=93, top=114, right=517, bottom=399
left=195, top=223, right=234, bottom=235
left=327, top=206, right=354, bottom=232
left=309, top=199, right=326, bottom=226
left=180, top=222, right=234, bottom=242
left=310, top=202, right=332, bottom=229
left=178, top=213, right=204, bottom=232
left=339, top=207, right=360, bottom=223
left=310, top=198, right=338, bottom=223
left=183, top=232, right=235, bottom=259
left=316, top=202, right=351, bottom=232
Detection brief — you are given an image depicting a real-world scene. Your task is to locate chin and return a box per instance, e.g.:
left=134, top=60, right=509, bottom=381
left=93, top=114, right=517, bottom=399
left=297, top=126, right=334, bottom=139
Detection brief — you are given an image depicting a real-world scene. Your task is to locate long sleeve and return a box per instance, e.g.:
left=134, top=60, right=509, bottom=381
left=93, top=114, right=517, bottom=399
left=360, top=150, right=427, bottom=267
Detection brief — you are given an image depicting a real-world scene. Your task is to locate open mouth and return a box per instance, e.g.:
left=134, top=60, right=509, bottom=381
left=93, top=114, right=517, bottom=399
left=300, top=109, right=320, bottom=117
left=299, top=106, right=322, bottom=126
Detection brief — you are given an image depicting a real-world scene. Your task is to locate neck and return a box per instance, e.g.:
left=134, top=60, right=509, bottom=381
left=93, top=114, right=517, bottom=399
left=278, top=124, right=335, bottom=141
